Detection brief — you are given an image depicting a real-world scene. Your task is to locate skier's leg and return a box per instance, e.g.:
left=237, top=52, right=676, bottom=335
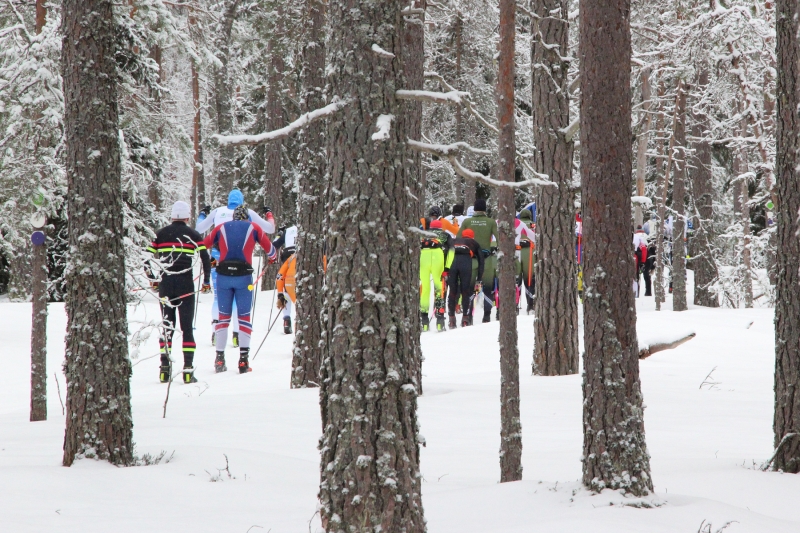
left=159, top=301, right=176, bottom=364
left=482, top=255, right=496, bottom=321
left=447, top=264, right=460, bottom=316
left=177, top=294, right=197, bottom=367
left=215, top=276, right=234, bottom=352
left=419, top=249, right=432, bottom=313
left=232, top=276, right=254, bottom=372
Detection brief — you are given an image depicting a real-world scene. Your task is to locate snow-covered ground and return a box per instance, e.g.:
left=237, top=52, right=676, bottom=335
left=1, top=280, right=798, bottom=532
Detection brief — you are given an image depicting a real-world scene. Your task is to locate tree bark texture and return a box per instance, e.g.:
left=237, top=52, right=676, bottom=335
left=634, top=68, right=652, bottom=228
left=403, top=0, right=425, bottom=388
left=671, top=86, right=687, bottom=312
left=497, top=0, right=522, bottom=483
left=214, top=0, right=240, bottom=200
left=689, top=68, right=718, bottom=308
left=318, top=0, right=425, bottom=530
left=773, top=0, right=800, bottom=473
left=291, top=0, right=326, bottom=389
left=61, top=0, right=133, bottom=466
left=531, top=0, right=579, bottom=377
left=30, top=229, right=48, bottom=422
left=579, top=0, right=652, bottom=495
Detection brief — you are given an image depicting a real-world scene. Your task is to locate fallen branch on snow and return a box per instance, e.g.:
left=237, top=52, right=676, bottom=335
left=638, top=331, right=696, bottom=360
left=760, top=432, right=799, bottom=471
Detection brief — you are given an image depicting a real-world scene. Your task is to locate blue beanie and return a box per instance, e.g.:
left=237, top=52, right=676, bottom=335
left=227, top=189, right=244, bottom=209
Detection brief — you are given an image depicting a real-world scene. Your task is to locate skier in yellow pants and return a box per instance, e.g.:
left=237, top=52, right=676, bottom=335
left=419, top=219, right=450, bottom=332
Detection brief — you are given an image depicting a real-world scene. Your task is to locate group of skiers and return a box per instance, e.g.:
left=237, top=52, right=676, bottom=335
left=417, top=198, right=538, bottom=332
left=149, top=191, right=597, bottom=382
left=147, top=190, right=297, bottom=384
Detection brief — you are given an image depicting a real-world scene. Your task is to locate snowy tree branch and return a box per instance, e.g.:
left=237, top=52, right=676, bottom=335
left=638, top=332, right=696, bottom=360
left=396, top=89, right=469, bottom=105
left=214, top=100, right=349, bottom=147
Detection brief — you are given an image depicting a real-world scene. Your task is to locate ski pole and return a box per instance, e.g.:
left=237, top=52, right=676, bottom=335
left=193, top=267, right=202, bottom=329
left=252, top=311, right=283, bottom=360
left=250, top=255, right=262, bottom=319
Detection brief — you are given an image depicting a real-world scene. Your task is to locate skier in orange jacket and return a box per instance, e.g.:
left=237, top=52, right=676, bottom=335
left=276, top=251, right=297, bottom=334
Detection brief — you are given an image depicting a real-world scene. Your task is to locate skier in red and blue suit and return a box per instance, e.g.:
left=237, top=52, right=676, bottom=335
left=204, top=205, right=277, bottom=374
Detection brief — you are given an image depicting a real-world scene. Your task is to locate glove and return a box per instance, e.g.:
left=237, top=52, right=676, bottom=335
left=210, top=257, right=217, bottom=268
left=277, top=293, right=286, bottom=309
left=268, top=256, right=277, bottom=265
left=150, top=281, right=159, bottom=291
left=200, top=205, right=211, bottom=216
left=201, top=283, right=211, bottom=294
left=263, top=206, right=272, bottom=215
left=474, top=282, right=482, bottom=293
left=441, top=271, right=448, bottom=284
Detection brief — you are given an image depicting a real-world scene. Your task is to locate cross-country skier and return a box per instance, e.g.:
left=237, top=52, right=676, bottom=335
left=147, top=201, right=212, bottom=384
left=421, top=205, right=459, bottom=236
left=444, top=228, right=484, bottom=327
left=419, top=218, right=450, bottom=332
left=444, top=204, right=466, bottom=233
left=276, top=248, right=296, bottom=334
left=633, top=225, right=648, bottom=297
left=197, top=190, right=277, bottom=347
left=516, top=208, right=536, bottom=313
left=204, top=205, right=277, bottom=374
left=456, top=198, right=499, bottom=323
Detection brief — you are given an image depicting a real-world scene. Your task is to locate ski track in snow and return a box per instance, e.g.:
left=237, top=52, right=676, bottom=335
left=0, top=271, right=797, bottom=532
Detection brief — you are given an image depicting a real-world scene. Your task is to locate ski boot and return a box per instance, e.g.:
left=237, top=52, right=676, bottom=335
left=434, top=298, right=446, bottom=332
left=526, top=303, right=534, bottom=315
left=182, top=366, right=197, bottom=384
left=283, top=316, right=292, bottom=335
left=462, top=315, right=473, bottom=327
left=420, top=311, right=430, bottom=332
left=214, top=351, right=227, bottom=373
left=238, top=348, right=252, bottom=374
left=211, top=320, right=219, bottom=345
left=232, top=331, right=239, bottom=348
left=448, top=315, right=457, bottom=329
left=159, top=359, right=172, bottom=383
left=482, top=311, right=491, bottom=324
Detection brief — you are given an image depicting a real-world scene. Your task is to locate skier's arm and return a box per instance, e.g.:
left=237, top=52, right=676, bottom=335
left=195, top=208, right=217, bottom=233
left=248, top=209, right=276, bottom=234
left=445, top=248, right=455, bottom=270
left=441, top=218, right=459, bottom=236
left=254, top=226, right=278, bottom=262
left=473, top=240, right=485, bottom=280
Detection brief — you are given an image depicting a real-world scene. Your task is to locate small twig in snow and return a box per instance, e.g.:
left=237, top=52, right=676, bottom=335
left=54, top=373, right=64, bottom=415
left=699, top=366, right=721, bottom=390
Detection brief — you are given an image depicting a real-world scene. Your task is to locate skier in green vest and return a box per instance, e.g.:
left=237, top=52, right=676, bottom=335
left=456, top=198, right=499, bottom=323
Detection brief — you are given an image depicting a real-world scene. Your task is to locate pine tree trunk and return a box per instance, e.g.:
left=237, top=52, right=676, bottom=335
left=318, top=0, right=425, bottom=529
left=740, top=174, right=753, bottom=309
left=150, top=44, right=164, bottom=213
left=30, top=0, right=49, bottom=423
left=671, top=86, right=688, bottom=312
left=265, top=4, right=285, bottom=222
left=654, top=80, right=682, bottom=311
left=579, top=0, right=652, bottom=496
left=291, top=0, right=326, bottom=389
left=531, top=0, right=578, bottom=377
left=774, top=0, right=800, bottom=473
left=634, top=68, right=652, bottom=228
left=403, top=0, right=425, bottom=388
left=689, top=68, right=718, bottom=307
left=61, top=0, right=133, bottom=466
left=30, top=228, right=48, bottom=422
left=191, top=59, right=203, bottom=219
left=496, top=0, right=522, bottom=483
left=214, top=0, right=240, bottom=199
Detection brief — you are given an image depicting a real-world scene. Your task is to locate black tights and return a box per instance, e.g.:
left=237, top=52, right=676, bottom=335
left=447, top=256, right=475, bottom=316
left=159, top=275, right=197, bottom=366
